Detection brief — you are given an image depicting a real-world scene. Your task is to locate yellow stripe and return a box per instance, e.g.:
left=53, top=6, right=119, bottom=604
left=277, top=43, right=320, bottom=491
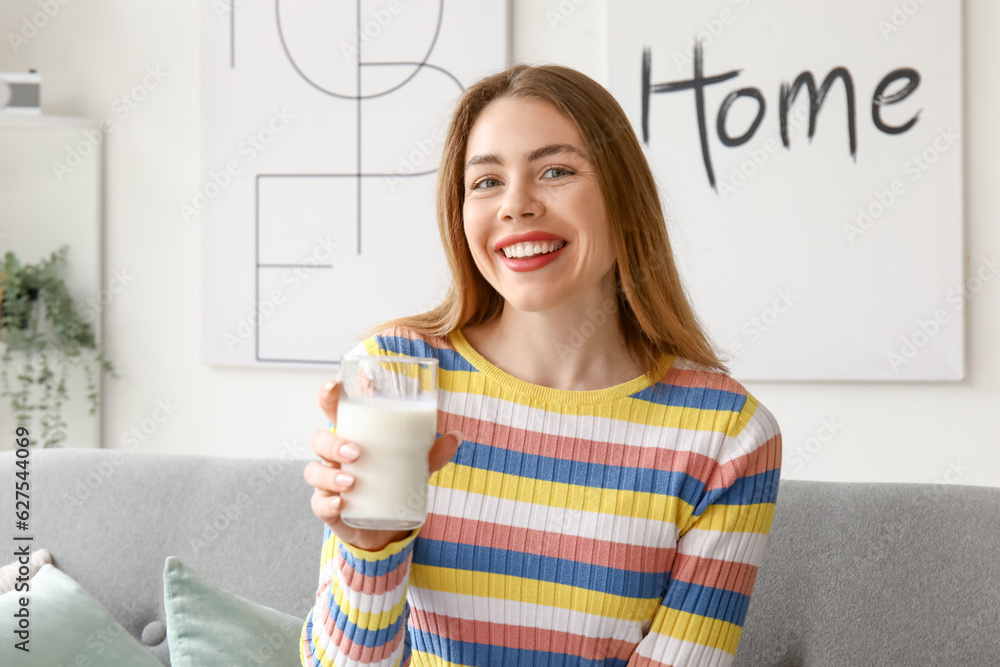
left=411, top=565, right=662, bottom=622
left=321, top=531, right=418, bottom=568
left=679, top=501, right=777, bottom=536
left=431, top=463, right=693, bottom=523
left=333, top=529, right=420, bottom=562
left=439, top=367, right=739, bottom=429
left=328, top=571, right=408, bottom=632
left=362, top=337, right=383, bottom=356
left=649, top=606, right=743, bottom=656
left=730, top=392, right=760, bottom=438
left=300, top=620, right=310, bottom=666
left=308, top=616, right=336, bottom=667
left=309, top=626, right=406, bottom=667
left=311, top=633, right=332, bottom=667
left=363, top=332, right=743, bottom=429
left=358, top=340, right=437, bottom=392
left=312, top=532, right=419, bottom=633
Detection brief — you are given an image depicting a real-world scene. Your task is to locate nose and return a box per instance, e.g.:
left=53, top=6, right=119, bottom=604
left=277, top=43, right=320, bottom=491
left=496, top=175, right=543, bottom=222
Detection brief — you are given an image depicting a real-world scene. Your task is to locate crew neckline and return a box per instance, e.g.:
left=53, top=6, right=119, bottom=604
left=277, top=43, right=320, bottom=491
left=449, top=328, right=675, bottom=405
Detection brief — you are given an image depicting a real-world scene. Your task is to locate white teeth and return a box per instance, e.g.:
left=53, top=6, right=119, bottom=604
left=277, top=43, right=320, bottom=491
left=501, top=240, right=566, bottom=259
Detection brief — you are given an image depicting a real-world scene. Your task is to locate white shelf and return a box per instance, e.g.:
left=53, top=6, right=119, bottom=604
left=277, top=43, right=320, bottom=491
left=0, top=114, right=104, bottom=448
left=0, top=114, right=99, bottom=129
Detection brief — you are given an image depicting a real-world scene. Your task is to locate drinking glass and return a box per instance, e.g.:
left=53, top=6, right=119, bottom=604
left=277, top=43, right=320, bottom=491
left=336, top=354, right=439, bottom=530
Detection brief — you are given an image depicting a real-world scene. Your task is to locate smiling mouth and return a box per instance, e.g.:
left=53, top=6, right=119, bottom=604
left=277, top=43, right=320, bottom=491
left=498, top=240, right=568, bottom=259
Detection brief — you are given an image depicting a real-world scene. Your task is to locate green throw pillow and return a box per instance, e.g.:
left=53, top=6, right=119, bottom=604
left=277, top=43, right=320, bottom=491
left=162, top=556, right=305, bottom=667
left=0, top=563, right=161, bottom=666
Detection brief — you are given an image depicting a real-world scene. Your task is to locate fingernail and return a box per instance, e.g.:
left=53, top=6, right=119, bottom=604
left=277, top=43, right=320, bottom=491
left=447, top=431, right=464, bottom=442
left=340, top=443, right=359, bottom=459
left=336, top=472, right=354, bottom=486
left=328, top=496, right=341, bottom=509
left=323, top=381, right=335, bottom=393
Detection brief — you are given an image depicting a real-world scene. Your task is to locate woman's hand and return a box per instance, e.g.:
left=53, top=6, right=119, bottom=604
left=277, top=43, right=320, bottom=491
left=303, top=380, right=463, bottom=552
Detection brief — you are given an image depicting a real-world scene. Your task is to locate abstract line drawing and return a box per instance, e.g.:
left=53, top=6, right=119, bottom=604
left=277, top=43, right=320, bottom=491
left=200, top=1, right=508, bottom=367
left=269, top=0, right=463, bottom=255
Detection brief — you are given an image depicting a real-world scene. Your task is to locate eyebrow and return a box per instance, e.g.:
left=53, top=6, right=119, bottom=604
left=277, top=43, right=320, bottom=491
left=464, top=143, right=589, bottom=174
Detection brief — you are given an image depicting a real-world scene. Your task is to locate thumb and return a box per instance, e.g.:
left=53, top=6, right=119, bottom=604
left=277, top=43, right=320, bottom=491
left=429, top=430, right=463, bottom=472
left=318, top=380, right=341, bottom=428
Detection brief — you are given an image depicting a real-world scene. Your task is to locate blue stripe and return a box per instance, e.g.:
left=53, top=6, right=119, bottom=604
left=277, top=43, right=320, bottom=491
left=336, top=537, right=414, bottom=578
left=413, top=538, right=668, bottom=599
left=631, top=382, right=747, bottom=413
left=324, top=583, right=407, bottom=649
left=721, top=468, right=781, bottom=505
left=374, top=335, right=477, bottom=372
left=304, top=614, right=319, bottom=666
left=662, top=578, right=752, bottom=627
left=693, top=468, right=781, bottom=515
left=451, top=440, right=707, bottom=507
left=409, top=626, right=629, bottom=667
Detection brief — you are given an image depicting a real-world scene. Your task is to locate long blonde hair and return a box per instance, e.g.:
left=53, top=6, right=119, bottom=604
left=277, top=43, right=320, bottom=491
left=368, top=63, right=729, bottom=378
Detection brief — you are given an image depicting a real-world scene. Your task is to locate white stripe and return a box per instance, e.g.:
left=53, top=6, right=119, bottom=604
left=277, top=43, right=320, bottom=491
left=330, top=639, right=404, bottom=667
left=717, top=400, right=781, bottom=466
left=408, top=586, right=646, bottom=646
left=633, top=631, right=736, bottom=667
left=333, top=562, right=409, bottom=617
left=428, top=485, right=678, bottom=550
left=675, top=527, right=769, bottom=566
left=311, top=602, right=407, bottom=667
left=439, top=389, right=730, bottom=459
left=310, top=555, right=410, bottom=635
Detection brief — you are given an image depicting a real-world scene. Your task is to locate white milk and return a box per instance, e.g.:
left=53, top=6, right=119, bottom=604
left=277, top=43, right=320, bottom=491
left=335, top=396, right=438, bottom=529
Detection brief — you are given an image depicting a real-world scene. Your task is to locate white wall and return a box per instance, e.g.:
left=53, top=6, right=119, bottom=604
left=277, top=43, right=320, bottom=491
left=1, top=1, right=997, bottom=488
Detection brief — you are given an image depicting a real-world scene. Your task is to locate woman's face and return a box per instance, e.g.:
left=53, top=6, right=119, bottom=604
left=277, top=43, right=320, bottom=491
left=462, top=97, right=616, bottom=314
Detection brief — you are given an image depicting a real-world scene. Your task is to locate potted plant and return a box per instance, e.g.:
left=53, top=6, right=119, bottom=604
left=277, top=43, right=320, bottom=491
left=0, top=245, right=117, bottom=447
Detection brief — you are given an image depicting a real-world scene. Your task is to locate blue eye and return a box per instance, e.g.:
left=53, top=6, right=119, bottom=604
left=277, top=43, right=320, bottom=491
left=472, top=177, right=500, bottom=191
left=471, top=167, right=575, bottom=191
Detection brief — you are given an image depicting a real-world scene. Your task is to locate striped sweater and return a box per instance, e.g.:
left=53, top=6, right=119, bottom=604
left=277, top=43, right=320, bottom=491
left=301, top=326, right=782, bottom=667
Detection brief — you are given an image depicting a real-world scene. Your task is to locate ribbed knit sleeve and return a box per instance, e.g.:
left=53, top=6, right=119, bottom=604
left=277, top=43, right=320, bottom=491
left=300, top=342, right=422, bottom=667
left=626, top=393, right=782, bottom=666
left=300, top=518, right=419, bottom=667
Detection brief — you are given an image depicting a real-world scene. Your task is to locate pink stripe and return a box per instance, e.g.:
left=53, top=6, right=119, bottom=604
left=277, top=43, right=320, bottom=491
left=435, top=412, right=720, bottom=484
left=659, top=363, right=748, bottom=396
left=627, top=653, right=674, bottom=667
left=302, top=634, right=314, bottom=662
left=703, top=432, right=781, bottom=491
left=409, top=608, right=637, bottom=661
left=421, top=515, right=674, bottom=574
left=378, top=326, right=450, bottom=343
left=314, top=583, right=406, bottom=664
left=671, top=552, right=759, bottom=597
left=337, top=551, right=410, bottom=594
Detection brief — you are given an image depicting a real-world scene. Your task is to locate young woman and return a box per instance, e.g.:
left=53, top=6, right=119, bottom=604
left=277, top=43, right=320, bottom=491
left=301, top=63, right=782, bottom=667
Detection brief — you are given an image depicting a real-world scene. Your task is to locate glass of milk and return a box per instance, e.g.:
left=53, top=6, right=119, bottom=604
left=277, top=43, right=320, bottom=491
left=336, top=354, right=439, bottom=530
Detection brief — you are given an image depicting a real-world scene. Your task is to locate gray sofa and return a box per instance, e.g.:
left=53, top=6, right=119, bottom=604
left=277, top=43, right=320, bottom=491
left=3, top=448, right=999, bottom=666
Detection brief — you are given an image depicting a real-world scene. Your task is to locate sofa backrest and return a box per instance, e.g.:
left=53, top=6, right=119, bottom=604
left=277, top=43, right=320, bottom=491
left=734, top=478, right=1000, bottom=665
left=3, top=449, right=998, bottom=666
